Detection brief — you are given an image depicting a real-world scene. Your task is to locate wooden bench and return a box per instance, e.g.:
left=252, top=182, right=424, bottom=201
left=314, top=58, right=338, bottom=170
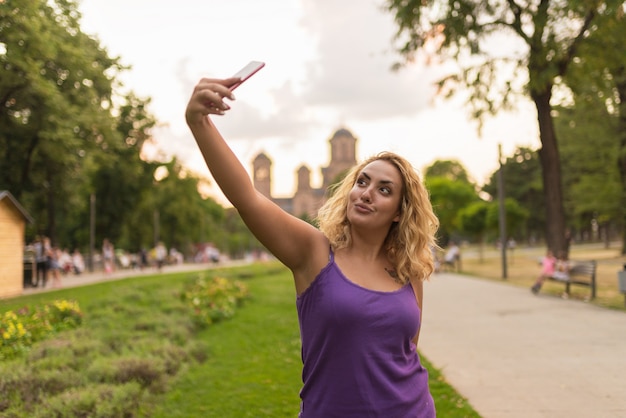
left=547, top=260, right=597, bottom=300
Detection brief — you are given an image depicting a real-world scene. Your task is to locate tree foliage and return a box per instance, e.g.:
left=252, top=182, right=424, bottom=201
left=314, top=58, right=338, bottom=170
left=424, top=168, right=479, bottom=243
left=0, top=0, right=122, bottom=242
left=555, top=101, right=621, bottom=241
left=457, top=200, right=489, bottom=260
left=0, top=0, right=256, bottom=261
left=424, top=159, right=472, bottom=184
left=485, top=198, right=529, bottom=240
left=386, top=0, right=626, bottom=254
left=557, top=4, right=626, bottom=252
left=482, top=147, right=544, bottom=240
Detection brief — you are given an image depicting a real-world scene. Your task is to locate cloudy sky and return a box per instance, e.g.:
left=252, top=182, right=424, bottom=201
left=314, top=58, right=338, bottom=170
left=78, top=0, right=540, bottom=205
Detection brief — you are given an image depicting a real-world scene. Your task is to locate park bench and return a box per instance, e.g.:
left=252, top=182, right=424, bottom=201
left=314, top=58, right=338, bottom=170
left=547, top=260, right=597, bottom=300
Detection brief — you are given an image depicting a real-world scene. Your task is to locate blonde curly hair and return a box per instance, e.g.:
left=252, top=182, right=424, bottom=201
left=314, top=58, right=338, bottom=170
left=316, top=152, right=439, bottom=284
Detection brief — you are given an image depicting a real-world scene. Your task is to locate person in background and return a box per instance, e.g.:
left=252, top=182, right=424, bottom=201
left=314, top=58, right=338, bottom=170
left=72, top=249, right=85, bottom=275
left=185, top=76, right=439, bottom=417
left=552, top=251, right=571, bottom=281
left=33, top=235, right=48, bottom=288
left=58, top=248, right=73, bottom=275
left=47, top=246, right=62, bottom=288
left=169, top=247, right=184, bottom=264
left=442, top=240, right=460, bottom=270
left=42, top=236, right=55, bottom=288
left=139, top=248, right=148, bottom=270
left=102, top=238, right=115, bottom=274
left=531, top=249, right=557, bottom=294
left=155, top=241, right=167, bottom=271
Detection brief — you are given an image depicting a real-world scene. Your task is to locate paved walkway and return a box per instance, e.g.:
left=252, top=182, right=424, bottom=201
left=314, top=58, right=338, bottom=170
left=21, top=261, right=246, bottom=296
left=21, top=264, right=626, bottom=417
left=420, top=272, right=626, bottom=418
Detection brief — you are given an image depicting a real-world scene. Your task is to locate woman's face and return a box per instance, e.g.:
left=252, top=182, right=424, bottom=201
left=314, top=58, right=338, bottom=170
left=346, top=159, right=403, bottom=230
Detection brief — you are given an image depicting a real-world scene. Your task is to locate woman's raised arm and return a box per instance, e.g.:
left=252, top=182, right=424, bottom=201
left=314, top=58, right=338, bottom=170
left=185, top=78, right=324, bottom=274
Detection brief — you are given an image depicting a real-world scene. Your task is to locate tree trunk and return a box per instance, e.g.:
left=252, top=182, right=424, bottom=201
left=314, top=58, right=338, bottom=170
left=532, top=89, right=567, bottom=255
left=615, top=66, right=626, bottom=255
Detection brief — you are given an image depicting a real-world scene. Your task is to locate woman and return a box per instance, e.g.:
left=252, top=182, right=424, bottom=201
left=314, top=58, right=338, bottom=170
left=102, top=238, right=115, bottom=274
left=47, top=245, right=62, bottom=288
left=186, top=76, right=439, bottom=417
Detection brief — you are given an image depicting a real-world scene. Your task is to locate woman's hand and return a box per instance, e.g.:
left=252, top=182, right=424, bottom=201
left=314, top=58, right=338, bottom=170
left=185, top=77, right=239, bottom=126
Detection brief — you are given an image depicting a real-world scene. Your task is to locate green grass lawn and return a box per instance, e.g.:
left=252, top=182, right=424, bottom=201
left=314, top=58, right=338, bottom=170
left=0, top=262, right=480, bottom=417
left=151, top=265, right=302, bottom=417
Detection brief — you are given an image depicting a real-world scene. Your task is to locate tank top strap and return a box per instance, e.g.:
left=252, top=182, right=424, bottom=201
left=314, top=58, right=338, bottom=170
left=328, top=246, right=334, bottom=263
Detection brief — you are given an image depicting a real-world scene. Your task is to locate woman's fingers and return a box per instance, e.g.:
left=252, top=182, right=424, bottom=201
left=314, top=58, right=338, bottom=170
left=202, top=89, right=230, bottom=112
left=186, top=77, right=240, bottom=123
left=189, top=86, right=227, bottom=116
left=197, top=77, right=238, bottom=99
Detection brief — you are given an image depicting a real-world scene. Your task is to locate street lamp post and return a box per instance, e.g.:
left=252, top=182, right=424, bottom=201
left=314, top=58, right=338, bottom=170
left=153, top=209, right=160, bottom=247
left=497, top=144, right=508, bottom=279
left=89, top=193, right=95, bottom=272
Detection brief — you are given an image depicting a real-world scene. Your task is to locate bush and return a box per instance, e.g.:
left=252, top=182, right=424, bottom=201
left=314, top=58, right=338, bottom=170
left=0, top=300, right=82, bottom=360
left=0, top=364, right=82, bottom=414
left=0, top=270, right=251, bottom=416
left=180, top=275, right=249, bottom=328
left=30, top=382, right=143, bottom=418
left=87, top=356, right=166, bottom=390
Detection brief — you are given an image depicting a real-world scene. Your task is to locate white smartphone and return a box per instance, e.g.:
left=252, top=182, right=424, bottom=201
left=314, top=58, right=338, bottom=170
left=229, top=61, right=265, bottom=90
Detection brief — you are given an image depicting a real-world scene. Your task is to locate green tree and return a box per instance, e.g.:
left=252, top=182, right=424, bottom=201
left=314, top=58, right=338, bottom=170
left=0, top=0, right=123, bottom=244
left=425, top=177, right=478, bottom=243
left=486, top=198, right=530, bottom=243
left=557, top=7, right=626, bottom=252
left=151, top=158, right=225, bottom=252
left=221, top=207, right=263, bottom=258
left=0, top=0, right=238, bottom=262
left=482, top=147, right=544, bottom=243
left=386, top=0, right=625, bottom=255
left=91, top=93, right=157, bottom=249
left=457, top=200, right=489, bottom=261
left=424, top=159, right=472, bottom=184
left=555, top=102, right=621, bottom=246
left=424, top=159, right=479, bottom=243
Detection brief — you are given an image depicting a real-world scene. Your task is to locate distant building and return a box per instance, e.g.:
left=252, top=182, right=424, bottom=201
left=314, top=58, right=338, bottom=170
left=0, top=191, right=34, bottom=298
left=252, top=128, right=357, bottom=219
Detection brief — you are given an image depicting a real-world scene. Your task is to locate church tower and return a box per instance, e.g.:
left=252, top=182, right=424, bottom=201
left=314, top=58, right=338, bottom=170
left=322, top=128, right=357, bottom=190
left=293, top=165, right=317, bottom=218
left=252, top=152, right=272, bottom=198
left=250, top=127, right=358, bottom=217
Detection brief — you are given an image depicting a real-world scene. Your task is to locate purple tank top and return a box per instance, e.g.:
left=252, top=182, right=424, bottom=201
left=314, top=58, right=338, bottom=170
left=296, top=250, right=436, bottom=418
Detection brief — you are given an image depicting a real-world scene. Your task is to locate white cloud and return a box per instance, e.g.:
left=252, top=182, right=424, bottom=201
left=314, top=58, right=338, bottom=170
left=297, top=0, right=437, bottom=119
left=79, top=0, right=540, bottom=204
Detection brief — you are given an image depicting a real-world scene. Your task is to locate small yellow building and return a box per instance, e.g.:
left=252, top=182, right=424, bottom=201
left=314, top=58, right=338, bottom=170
left=0, top=191, right=34, bottom=299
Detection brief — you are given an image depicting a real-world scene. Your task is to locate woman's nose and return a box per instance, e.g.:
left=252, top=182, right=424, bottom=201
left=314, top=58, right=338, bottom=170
left=360, top=188, right=372, bottom=202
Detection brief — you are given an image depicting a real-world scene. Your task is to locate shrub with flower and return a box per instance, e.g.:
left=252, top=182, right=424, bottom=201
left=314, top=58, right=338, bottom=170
left=0, top=299, right=82, bottom=360
left=1, top=310, right=30, bottom=359
left=181, top=275, right=249, bottom=328
left=47, top=299, right=83, bottom=331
